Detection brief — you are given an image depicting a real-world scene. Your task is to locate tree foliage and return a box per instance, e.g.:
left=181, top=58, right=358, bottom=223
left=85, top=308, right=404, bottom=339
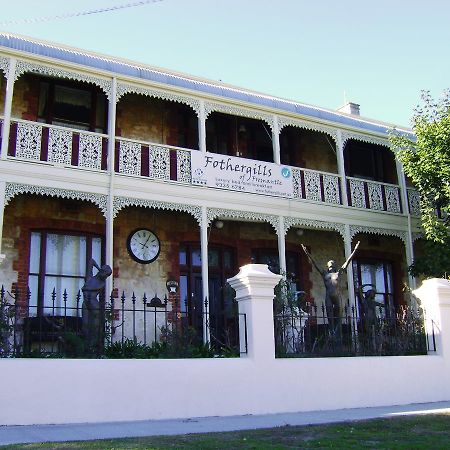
left=390, top=90, right=450, bottom=277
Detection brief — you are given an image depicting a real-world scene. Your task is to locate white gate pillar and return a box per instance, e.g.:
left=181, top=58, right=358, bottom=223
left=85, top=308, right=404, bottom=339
left=414, top=278, right=450, bottom=358
left=228, top=264, right=281, bottom=360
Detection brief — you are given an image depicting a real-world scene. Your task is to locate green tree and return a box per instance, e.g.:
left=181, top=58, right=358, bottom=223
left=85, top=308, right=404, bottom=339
left=390, top=90, right=450, bottom=277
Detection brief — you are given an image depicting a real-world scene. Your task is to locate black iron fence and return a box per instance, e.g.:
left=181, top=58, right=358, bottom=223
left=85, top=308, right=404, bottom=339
left=0, top=286, right=247, bottom=358
left=274, top=302, right=435, bottom=357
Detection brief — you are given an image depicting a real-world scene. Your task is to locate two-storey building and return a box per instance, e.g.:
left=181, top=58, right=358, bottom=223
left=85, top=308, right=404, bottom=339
left=0, top=33, right=421, bottom=348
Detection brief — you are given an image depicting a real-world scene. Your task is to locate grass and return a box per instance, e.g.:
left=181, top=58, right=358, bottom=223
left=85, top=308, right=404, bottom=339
left=2, top=413, right=450, bottom=449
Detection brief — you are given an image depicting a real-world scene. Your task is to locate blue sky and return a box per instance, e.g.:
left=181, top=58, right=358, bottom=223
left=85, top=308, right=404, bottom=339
left=0, top=0, right=449, bottom=127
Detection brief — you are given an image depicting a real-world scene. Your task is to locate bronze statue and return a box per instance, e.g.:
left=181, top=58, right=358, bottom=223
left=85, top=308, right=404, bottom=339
left=301, top=241, right=360, bottom=339
left=81, top=259, right=112, bottom=355
left=358, top=284, right=383, bottom=333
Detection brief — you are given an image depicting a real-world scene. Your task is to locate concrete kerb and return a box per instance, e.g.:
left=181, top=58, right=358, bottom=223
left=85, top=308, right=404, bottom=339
left=1, top=401, right=450, bottom=446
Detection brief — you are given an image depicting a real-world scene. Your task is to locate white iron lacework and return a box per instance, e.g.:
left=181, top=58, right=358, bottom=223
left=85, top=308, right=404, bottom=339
left=284, top=217, right=345, bottom=238
left=206, top=208, right=279, bottom=233
left=204, top=102, right=274, bottom=131
left=341, top=130, right=390, bottom=148
left=119, top=140, right=141, bottom=176
left=177, top=150, right=192, bottom=183
left=112, top=196, right=202, bottom=225
left=14, top=60, right=113, bottom=99
left=303, top=171, right=321, bottom=202
left=292, top=168, right=302, bottom=199
left=412, top=232, right=423, bottom=242
left=149, top=145, right=170, bottom=180
left=116, top=83, right=201, bottom=115
left=384, top=186, right=401, bottom=213
left=4, top=183, right=108, bottom=217
left=48, top=128, right=72, bottom=165
left=277, top=116, right=338, bottom=143
left=407, top=188, right=421, bottom=216
left=79, top=133, right=102, bottom=169
left=349, top=225, right=407, bottom=244
left=322, top=174, right=341, bottom=204
left=349, top=179, right=366, bottom=208
left=16, top=122, right=42, bottom=160
left=0, top=56, right=9, bottom=77
left=367, top=182, right=383, bottom=211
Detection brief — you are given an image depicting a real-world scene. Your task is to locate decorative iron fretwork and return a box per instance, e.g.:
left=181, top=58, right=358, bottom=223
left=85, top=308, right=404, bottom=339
left=349, top=178, right=366, bottom=209
left=277, top=116, right=338, bottom=142
left=79, top=133, right=103, bottom=169
left=349, top=225, right=407, bottom=244
left=292, top=168, right=302, bottom=199
left=322, top=174, right=341, bottom=204
left=0, top=56, right=9, bottom=77
left=149, top=145, right=170, bottom=180
left=119, top=140, right=141, bottom=176
left=207, top=208, right=279, bottom=232
left=112, top=196, right=202, bottom=225
left=284, top=217, right=345, bottom=238
left=4, top=183, right=108, bottom=217
left=116, top=83, right=201, bottom=115
left=304, top=170, right=321, bottom=202
left=15, top=122, right=42, bottom=160
left=341, top=130, right=390, bottom=148
left=48, top=128, right=72, bottom=165
left=407, top=188, right=421, bottom=216
left=367, top=182, right=383, bottom=211
left=384, top=186, right=401, bottom=213
left=204, top=102, right=274, bottom=131
left=14, top=60, right=112, bottom=99
left=177, top=150, right=192, bottom=183
left=412, top=232, right=423, bottom=242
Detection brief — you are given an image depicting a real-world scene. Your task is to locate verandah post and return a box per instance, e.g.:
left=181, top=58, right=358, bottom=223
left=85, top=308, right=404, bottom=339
left=228, top=264, right=281, bottom=360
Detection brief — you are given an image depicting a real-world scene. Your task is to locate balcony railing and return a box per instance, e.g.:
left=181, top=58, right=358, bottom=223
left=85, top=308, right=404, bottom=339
left=7, top=119, right=108, bottom=170
left=347, top=177, right=402, bottom=213
left=1, top=119, right=413, bottom=215
left=115, top=137, right=192, bottom=183
left=292, top=167, right=342, bottom=205
left=407, top=188, right=421, bottom=216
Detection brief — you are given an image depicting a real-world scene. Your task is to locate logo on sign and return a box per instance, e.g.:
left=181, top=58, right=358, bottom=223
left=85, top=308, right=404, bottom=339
left=281, top=167, right=291, bottom=179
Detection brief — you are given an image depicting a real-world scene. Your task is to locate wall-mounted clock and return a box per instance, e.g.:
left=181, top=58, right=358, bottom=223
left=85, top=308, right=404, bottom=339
left=127, top=228, right=161, bottom=264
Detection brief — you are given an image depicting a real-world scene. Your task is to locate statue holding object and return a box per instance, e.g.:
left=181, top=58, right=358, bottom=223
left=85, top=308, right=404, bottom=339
left=301, top=241, right=360, bottom=340
left=81, top=259, right=112, bottom=355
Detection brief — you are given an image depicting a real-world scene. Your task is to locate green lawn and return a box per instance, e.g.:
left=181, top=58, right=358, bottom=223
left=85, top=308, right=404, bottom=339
left=2, top=413, right=450, bottom=449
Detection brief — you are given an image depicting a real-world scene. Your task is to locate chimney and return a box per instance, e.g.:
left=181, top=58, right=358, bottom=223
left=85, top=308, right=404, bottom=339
left=338, top=102, right=360, bottom=116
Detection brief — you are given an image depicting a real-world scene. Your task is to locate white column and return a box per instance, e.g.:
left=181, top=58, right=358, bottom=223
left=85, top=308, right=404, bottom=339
left=198, top=99, right=207, bottom=153
left=200, top=206, right=210, bottom=343
left=105, top=77, right=117, bottom=297
left=228, top=264, right=281, bottom=360
left=272, top=115, right=281, bottom=165
left=277, top=216, right=286, bottom=275
left=1, top=58, right=17, bottom=160
left=336, top=130, right=349, bottom=206
left=396, top=160, right=416, bottom=289
left=0, top=180, right=6, bottom=264
left=344, top=224, right=356, bottom=310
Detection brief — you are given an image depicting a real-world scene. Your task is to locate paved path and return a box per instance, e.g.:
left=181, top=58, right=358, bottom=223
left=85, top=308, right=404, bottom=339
left=1, top=401, right=450, bottom=446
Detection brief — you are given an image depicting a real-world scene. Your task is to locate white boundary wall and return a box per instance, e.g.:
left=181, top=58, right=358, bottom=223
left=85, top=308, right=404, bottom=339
left=1, top=266, right=449, bottom=426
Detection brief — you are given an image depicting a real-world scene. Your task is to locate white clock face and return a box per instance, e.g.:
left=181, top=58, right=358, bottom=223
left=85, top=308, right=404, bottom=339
left=127, top=229, right=160, bottom=264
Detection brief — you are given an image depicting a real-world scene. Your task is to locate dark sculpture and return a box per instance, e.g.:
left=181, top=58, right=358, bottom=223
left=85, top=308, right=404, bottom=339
left=301, top=241, right=360, bottom=340
left=82, top=259, right=112, bottom=354
left=358, top=284, right=383, bottom=333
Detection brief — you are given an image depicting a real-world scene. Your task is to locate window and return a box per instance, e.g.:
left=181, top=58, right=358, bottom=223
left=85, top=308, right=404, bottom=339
left=352, top=259, right=395, bottom=317
left=38, top=79, right=107, bottom=132
left=28, top=232, right=103, bottom=316
left=345, top=141, right=397, bottom=184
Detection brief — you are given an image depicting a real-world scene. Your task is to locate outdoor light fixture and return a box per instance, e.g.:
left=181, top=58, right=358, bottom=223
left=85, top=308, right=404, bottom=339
left=215, top=220, right=224, bottom=229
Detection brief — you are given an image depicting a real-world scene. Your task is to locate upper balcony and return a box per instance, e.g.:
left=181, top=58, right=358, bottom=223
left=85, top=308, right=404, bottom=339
left=0, top=71, right=420, bottom=217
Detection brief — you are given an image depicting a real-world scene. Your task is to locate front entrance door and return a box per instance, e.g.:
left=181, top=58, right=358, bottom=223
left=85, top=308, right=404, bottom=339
left=179, top=244, right=237, bottom=348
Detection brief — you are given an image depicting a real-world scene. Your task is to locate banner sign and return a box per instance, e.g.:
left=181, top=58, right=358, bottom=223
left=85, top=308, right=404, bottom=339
left=191, top=152, right=293, bottom=198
